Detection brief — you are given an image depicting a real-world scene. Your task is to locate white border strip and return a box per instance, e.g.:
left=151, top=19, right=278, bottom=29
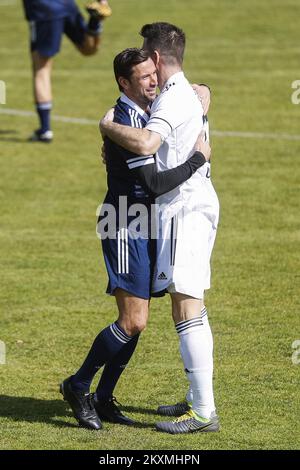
left=1, top=108, right=300, bottom=141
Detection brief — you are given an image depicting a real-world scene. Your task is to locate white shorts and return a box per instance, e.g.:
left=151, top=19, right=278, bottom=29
left=152, top=208, right=218, bottom=299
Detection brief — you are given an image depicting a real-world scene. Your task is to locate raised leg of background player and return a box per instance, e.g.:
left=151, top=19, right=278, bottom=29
left=80, top=0, right=112, bottom=55
left=60, top=289, right=149, bottom=429
left=155, top=294, right=219, bottom=434
left=30, top=1, right=112, bottom=143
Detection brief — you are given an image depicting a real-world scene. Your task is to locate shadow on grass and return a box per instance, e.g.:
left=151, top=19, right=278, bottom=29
left=0, top=129, right=25, bottom=143
left=0, top=129, right=48, bottom=144
left=120, top=405, right=159, bottom=429
left=0, top=396, right=157, bottom=430
left=122, top=405, right=157, bottom=416
left=0, top=395, right=78, bottom=429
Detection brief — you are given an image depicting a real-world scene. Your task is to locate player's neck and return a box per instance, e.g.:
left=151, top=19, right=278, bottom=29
left=158, top=64, right=182, bottom=90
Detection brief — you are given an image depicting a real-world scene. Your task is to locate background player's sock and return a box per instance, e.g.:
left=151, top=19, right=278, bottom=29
left=71, top=322, right=133, bottom=393
left=36, top=101, right=52, bottom=134
left=176, top=315, right=215, bottom=419
left=96, top=333, right=140, bottom=400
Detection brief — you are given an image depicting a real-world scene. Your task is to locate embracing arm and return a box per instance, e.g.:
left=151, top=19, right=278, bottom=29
left=132, top=131, right=210, bottom=198
left=133, top=151, right=207, bottom=198
left=192, top=83, right=211, bottom=115
left=100, top=115, right=161, bottom=156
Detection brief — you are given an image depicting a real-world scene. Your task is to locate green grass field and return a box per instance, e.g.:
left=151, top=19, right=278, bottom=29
left=0, top=0, right=299, bottom=450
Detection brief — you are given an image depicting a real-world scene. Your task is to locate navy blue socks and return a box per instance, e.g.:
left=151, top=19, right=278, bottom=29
left=96, top=333, right=139, bottom=400
left=36, top=101, right=52, bottom=133
left=71, top=322, right=138, bottom=393
left=36, top=101, right=52, bottom=134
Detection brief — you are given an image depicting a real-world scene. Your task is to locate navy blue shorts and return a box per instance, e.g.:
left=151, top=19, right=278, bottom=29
left=101, top=227, right=156, bottom=300
left=29, top=12, right=87, bottom=57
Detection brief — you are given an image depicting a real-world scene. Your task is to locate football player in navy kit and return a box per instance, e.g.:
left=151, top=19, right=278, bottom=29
left=60, top=48, right=211, bottom=430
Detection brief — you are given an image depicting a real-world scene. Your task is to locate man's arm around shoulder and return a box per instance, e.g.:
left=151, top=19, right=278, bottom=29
left=100, top=111, right=161, bottom=156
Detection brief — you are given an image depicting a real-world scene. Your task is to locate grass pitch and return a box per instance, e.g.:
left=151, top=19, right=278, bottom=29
left=0, top=0, right=299, bottom=450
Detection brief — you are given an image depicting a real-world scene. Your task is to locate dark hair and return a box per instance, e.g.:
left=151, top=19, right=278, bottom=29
left=113, top=48, right=150, bottom=92
left=140, top=22, right=185, bottom=65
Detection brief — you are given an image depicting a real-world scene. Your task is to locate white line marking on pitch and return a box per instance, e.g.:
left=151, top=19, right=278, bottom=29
left=0, top=108, right=97, bottom=125
left=1, top=107, right=300, bottom=141
left=211, top=130, right=300, bottom=141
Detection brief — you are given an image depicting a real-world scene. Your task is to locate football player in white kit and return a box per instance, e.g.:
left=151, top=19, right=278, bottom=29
left=100, top=22, right=220, bottom=434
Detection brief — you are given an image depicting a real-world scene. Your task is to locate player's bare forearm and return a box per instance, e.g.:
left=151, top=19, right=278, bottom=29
left=100, top=112, right=161, bottom=155
left=194, top=131, right=211, bottom=161
left=100, top=119, right=145, bottom=153
left=192, top=84, right=211, bottom=115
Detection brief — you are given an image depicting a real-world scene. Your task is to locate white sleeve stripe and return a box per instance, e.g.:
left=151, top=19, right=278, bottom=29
left=128, top=158, right=155, bottom=169
left=135, top=114, right=140, bottom=128
left=128, top=109, right=143, bottom=129
left=128, top=109, right=134, bottom=127
left=126, top=155, right=153, bottom=164
left=134, top=110, right=141, bottom=128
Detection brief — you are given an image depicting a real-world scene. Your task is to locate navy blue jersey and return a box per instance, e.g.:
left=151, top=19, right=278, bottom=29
left=23, top=0, right=78, bottom=21
left=99, top=96, right=157, bottom=299
left=104, top=96, right=155, bottom=207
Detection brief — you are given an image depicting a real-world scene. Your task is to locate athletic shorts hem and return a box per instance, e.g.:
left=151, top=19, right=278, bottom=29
left=152, top=283, right=207, bottom=300
left=106, top=281, right=151, bottom=300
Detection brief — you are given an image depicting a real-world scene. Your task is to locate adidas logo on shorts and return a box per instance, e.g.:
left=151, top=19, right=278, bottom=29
left=158, top=272, right=167, bottom=280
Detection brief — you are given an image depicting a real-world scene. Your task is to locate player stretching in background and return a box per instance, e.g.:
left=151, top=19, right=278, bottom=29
left=22, top=0, right=112, bottom=142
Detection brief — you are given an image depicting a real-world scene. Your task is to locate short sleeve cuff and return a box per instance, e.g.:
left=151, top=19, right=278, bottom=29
left=146, top=116, right=173, bottom=141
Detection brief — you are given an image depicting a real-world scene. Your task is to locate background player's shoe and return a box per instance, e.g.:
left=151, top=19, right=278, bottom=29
left=92, top=394, right=135, bottom=425
left=156, top=410, right=220, bottom=434
left=156, top=400, right=191, bottom=417
left=28, top=129, right=53, bottom=143
left=85, top=1, right=112, bottom=19
left=60, top=376, right=102, bottom=430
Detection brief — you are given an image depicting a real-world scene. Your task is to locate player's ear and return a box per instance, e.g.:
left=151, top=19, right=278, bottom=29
left=152, top=50, right=160, bottom=67
left=118, top=76, right=129, bottom=92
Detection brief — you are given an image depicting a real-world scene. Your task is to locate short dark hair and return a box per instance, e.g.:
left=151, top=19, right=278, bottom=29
left=140, top=22, right=186, bottom=65
left=113, top=48, right=150, bottom=92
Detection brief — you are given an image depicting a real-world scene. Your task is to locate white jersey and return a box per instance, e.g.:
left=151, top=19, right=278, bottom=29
left=146, top=71, right=219, bottom=227
left=147, top=72, right=220, bottom=299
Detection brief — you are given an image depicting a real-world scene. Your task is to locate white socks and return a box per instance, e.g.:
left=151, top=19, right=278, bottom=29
left=176, top=307, right=215, bottom=419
